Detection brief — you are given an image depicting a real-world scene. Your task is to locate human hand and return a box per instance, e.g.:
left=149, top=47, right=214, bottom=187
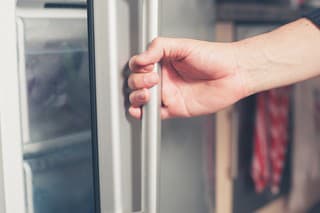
left=129, top=20, right=320, bottom=119
left=128, top=37, right=248, bottom=119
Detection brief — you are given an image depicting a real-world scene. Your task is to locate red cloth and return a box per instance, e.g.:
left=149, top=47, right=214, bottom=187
left=251, top=87, right=290, bottom=194
left=252, top=92, right=269, bottom=193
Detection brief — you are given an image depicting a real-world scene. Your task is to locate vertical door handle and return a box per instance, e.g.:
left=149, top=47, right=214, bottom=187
left=16, top=18, right=31, bottom=144
left=139, top=0, right=161, bottom=213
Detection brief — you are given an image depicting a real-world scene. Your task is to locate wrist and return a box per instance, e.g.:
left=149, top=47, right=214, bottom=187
left=233, top=35, right=271, bottom=96
left=234, top=18, right=320, bottom=96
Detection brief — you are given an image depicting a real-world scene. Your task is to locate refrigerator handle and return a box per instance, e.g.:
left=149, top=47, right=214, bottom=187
left=139, top=0, right=161, bottom=213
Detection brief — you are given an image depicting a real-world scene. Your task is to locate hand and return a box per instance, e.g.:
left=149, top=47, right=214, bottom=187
left=129, top=20, right=320, bottom=119
left=128, top=37, right=248, bottom=119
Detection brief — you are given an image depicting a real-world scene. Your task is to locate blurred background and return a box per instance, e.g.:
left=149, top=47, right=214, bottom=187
left=215, top=1, right=320, bottom=213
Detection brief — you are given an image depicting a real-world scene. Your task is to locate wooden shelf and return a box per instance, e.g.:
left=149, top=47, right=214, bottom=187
left=216, top=3, right=312, bottom=23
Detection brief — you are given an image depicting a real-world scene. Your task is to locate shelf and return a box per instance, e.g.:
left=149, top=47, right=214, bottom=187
left=216, top=3, right=312, bottom=23
left=25, top=48, right=88, bottom=55
left=23, top=130, right=91, bottom=158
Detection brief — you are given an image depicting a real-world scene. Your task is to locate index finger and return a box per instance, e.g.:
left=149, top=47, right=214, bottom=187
left=129, top=57, right=155, bottom=73
left=129, top=37, right=167, bottom=71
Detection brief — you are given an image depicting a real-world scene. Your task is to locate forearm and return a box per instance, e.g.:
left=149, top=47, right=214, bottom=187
left=235, top=18, right=320, bottom=95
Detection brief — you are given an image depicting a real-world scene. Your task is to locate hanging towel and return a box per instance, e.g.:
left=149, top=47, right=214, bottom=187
left=268, top=88, right=290, bottom=194
left=251, top=92, right=270, bottom=193
left=251, top=87, right=291, bottom=194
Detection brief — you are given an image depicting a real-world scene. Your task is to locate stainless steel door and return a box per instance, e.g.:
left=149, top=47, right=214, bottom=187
left=88, top=0, right=136, bottom=211
left=160, top=1, right=215, bottom=212
left=90, top=0, right=215, bottom=212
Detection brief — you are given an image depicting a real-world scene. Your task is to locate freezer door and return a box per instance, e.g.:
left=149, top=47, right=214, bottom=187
left=0, top=6, right=103, bottom=213
left=0, top=0, right=216, bottom=212
left=90, top=0, right=215, bottom=213
left=88, top=0, right=137, bottom=212
left=160, top=1, right=216, bottom=212
left=90, top=0, right=190, bottom=212
left=16, top=9, right=97, bottom=213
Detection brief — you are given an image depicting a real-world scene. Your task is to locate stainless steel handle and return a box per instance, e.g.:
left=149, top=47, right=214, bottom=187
left=16, top=18, right=31, bottom=143
left=140, top=0, right=161, bottom=213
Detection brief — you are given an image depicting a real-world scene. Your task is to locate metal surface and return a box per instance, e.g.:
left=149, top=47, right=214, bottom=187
left=0, top=121, right=5, bottom=213
left=0, top=1, right=26, bottom=212
left=0, top=2, right=217, bottom=212
left=141, top=0, right=161, bottom=213
left=91, top=0, right=215, bottom=212
left=90, top=0, right=129, bottom=212
left=17, top=18, right=31, bottom=143
left=159, top=0, right=215, bottom=213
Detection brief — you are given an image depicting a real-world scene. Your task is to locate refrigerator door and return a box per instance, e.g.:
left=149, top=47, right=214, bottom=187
left=15, top=8, right=96, bottom=213
left=160, top=1, right=215, bottom=213
left=1, top=0, right=216, bottom=212
left=1, top=5, right=132, bottom=213
left=90, top=0, right=215, bottom=213
left=88, top=0, right=137, bottom=212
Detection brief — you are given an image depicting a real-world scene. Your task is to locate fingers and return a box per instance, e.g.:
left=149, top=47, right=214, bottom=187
left=161, top=108, right=171, bottom=119
left=128, top=72, right=159, bottom=118
left=128, top=72, right=160, bottom=90
left=129, top=106, right=172, bottom=120
left=129, top=88, right=150, bottom=107
left=129, top=37, right=186, bottom=72
left=128, top=37, right=190, bottom=120
left=129, top=38, right=165, bottom=70
left=128, top=87, right=172, bottom=119
left=129, top=62, right=155, bottom=73
left=128, top=106, right=141, bottom=119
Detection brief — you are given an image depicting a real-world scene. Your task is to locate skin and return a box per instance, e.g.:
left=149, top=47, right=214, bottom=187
left=128, top=18, right=320, bottom=119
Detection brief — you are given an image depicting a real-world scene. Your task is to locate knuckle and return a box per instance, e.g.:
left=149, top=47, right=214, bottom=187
left=128, top=76, right=138, bottom=89
left=128, top=57, right=135, bottom=70
left=151, top=37, right=163, bottom=47
left=129, top=92, right=135, bottom=103
left=129, top=55, right=137, bottom=65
